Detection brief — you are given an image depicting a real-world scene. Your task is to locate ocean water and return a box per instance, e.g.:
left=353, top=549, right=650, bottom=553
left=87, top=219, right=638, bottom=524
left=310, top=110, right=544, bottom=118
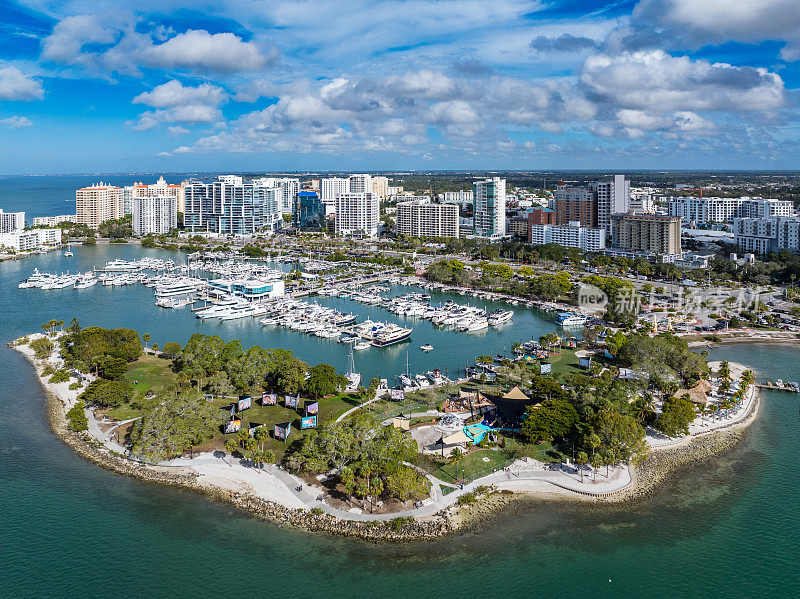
left=0, top=173, right=207, bottom=219
left=2, top=251, right=800, bottom=597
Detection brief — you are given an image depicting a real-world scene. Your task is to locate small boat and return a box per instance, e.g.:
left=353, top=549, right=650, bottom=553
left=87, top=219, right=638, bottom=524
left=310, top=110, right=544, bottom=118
left=354, top=340, right=372, bottom=350
left=420, top=344, right=433, bottom=351
left=63, top=247, right=73, bottom=257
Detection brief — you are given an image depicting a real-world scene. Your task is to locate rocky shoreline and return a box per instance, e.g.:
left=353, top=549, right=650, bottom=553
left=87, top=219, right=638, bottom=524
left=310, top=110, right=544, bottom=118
left=15, top=338, right=762, bottom=542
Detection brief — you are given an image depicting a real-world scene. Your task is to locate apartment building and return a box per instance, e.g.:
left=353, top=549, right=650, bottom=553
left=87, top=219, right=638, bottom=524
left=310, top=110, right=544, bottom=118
left=611, top=214, right=682, bottom=257
left=667, top=196, right=794, bottom=225
left=472, top=177, right=506, bottom=240
left=76, top=183, right=123, bottom=228
left=0, top=209, right=25, bottom=232
left=555, top=183, right=597, bottom=227
left=528, top=221, right=605, bottom=251
left=132, top=196, right=178, bottom=235
left=32, top=215, right=75, bottom=227
left=183, top=176, right=282, bottom=235
left=334, top=192, right=379, bottom=237
left=134, top=176, right=186, bottom=213
left=396, top=197, right=459, bottom=238
left=733, top=216, right=800, bottom=255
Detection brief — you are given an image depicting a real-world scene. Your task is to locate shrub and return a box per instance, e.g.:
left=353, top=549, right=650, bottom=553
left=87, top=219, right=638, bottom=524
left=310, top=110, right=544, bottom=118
left=41, top=365, right=56, bottom=378
left=457, top=492, right=477, bottom=506
left=49, top=369, right=72, bottom=384
left=66, top=400, right=89, bottom=432
left=310, top=507, right=323, bottom=516
left=386, top=516, right=415, bottom=531
left=30, top=337, right=54, bottom=359
left=69, top=382, right=81, bottom=390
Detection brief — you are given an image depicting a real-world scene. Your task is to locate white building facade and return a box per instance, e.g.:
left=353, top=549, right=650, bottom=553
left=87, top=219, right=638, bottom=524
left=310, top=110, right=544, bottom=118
left=133, top=196, right=178, bottom=235
left=733, top=216, right=800, bottom=255
left=0, top=209, right=25, bottom=233
left=0, top=228, right=61, bottom=251
left=396, top=198, right=459, bottom=238
left=591, top=174, right=629, bottom=237
left=32, top=215, right=75, bottom=227
left=668, top=196, right=794, bottom=226
left=528, top=221, right=606, bottom=251
left=334, top=192, right=379, bottom=237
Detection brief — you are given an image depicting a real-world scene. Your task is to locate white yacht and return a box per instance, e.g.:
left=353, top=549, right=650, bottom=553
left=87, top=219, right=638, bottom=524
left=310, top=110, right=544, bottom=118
left=488, top=309, right=514, bottom=326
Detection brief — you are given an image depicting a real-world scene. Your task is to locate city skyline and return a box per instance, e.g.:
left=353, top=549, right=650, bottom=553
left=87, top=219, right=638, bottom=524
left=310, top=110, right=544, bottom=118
left=1, top=0, right=799, bottom=173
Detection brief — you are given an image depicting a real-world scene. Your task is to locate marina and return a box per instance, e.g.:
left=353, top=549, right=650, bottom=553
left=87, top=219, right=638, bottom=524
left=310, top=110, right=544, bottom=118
left=9, top=245, right=570, bottom=387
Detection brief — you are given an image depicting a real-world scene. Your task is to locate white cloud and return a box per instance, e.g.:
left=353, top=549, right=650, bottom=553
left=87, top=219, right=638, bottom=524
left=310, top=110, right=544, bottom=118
left=133, top=80, right=227, bottom=108
left=0, top=66, right=44, bottom=101
left=130, top=105, right=222, bottom=131
left=41, top=14, right=277, bottom=76
left=581, top=50, right=787, bottom=113
left=167, top=125, right=190, bottom=137
left=0, top=115, right=33, bottom=128
left=141, top=30, right=275, bottom=73
left=633, top=0, right=800, bottom=60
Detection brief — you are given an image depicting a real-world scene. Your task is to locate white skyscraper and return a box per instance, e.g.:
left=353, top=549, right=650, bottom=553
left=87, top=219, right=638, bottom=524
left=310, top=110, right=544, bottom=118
left=396, top=197, right=459, bottom=238
left=253, top=177, right=300, bottom=213
left=321, top=177, right=350, bottom=210
left=472, top=177, right=506, bottom=239
left=334, top=192, right=379, bottom=237
left=591, top=175, right=630, bottom=237
left=132, top=196, right=178, bottom=235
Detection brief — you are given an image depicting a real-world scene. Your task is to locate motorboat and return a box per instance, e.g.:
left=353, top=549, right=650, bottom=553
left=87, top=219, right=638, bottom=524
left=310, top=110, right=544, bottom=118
left=420, top=344, right=434, bottom=351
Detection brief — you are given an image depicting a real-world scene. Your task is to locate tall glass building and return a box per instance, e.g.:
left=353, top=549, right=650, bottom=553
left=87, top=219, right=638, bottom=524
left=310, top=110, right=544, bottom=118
left=292, top=191, right=325, bottom=231
left=184, top=176, right=282, bottom=235
left=472, top=177, right=506, bottom=239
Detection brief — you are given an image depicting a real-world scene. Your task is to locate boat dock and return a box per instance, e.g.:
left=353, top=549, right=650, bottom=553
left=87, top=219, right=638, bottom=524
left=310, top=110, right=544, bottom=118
left=756, top=381, right=799, bottom=393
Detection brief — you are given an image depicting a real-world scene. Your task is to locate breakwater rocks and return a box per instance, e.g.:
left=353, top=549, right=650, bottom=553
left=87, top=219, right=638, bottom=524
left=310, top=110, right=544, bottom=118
left=624, top=397, right=758, bottom=501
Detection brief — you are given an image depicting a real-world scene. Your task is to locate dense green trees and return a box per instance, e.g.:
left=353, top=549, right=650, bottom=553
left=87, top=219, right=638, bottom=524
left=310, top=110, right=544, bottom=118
left=130, top=387, right=225, bottom=461
left=305, top=364, right=347, bottom=398
left=285, top=413, right=427, bottom=502
left=78, top=379, right=134, bottom=408
left=521, top=399, right=579, bottom=444
left=30, top=337, right=54, bottom=359
left=654, top=396, right=697, bottom=437
left=615, top=333, right=708, bottom=387
left=60, top=326, right=142, bottom=370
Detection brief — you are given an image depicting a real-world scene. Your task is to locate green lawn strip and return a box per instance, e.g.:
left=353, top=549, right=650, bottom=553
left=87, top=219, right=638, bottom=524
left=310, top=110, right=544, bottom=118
left=433, top=448, right=514, bottom=484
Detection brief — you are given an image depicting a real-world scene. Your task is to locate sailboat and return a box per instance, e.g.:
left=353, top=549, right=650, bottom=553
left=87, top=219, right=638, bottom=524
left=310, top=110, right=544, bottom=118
left=345, top=345, right=361, bottom=389
left=63, top=245, right=73, bottom=257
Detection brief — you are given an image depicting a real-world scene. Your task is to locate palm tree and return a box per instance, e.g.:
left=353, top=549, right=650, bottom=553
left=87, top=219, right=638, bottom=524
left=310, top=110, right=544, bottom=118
left=576, top=451, right=588, bottom=483
left=142, top=333, right=151, bottom=350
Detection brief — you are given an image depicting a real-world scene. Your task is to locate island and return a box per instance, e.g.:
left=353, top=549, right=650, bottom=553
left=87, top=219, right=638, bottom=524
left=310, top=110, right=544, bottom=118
left=13, top=320, right=759, bottom=541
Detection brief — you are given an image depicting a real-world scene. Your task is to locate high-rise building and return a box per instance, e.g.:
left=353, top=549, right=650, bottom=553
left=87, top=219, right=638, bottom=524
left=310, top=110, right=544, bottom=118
left=321, top=177, right=350, bottom=211
left=183, top=176, right=282, bottom=235
left=591, top=174, right=629, bottom=237
left=0, top=209, right=25, bottom=233
left=396, top=197, right=459, bottom=238
left=528, top=221, right=605, bottom=251
left=123, top=186, right=135, bottom=215
left=371, top=176, right=389, bottom=199
left=134, top=176, right=186, bottom=213
left=472, top=177, right=506, bottom=240
left=555, top=183, right=597, bottom=227
left=292, top=191, right=325, bottom=231
left=253, top=177, right=300, bottom=213
left=611, top=214, right=681, bottom=257
left=132, top=196, right=177, bottom=235
left=347, top=174, right=372, bottom=194
left=76, top=183, right=123, bottom=228
left=334, top=192, right=379, bottom=237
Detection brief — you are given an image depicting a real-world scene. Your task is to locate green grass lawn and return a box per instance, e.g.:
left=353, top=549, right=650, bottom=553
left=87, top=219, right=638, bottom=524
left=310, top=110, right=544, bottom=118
left=124, top=354, right=178, bottom=400
left=209, top=391, right=362, bottom=460
left=432, top=448, right=515, bottom=484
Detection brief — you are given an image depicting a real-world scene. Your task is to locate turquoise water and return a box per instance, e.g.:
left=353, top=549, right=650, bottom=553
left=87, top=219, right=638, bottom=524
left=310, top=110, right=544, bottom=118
left=2, top=247, right=800, bottom=597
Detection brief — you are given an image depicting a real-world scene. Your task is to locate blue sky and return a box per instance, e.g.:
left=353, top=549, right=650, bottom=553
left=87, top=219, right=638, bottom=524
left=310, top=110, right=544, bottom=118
left=0, top=0, right=799, bottom=173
